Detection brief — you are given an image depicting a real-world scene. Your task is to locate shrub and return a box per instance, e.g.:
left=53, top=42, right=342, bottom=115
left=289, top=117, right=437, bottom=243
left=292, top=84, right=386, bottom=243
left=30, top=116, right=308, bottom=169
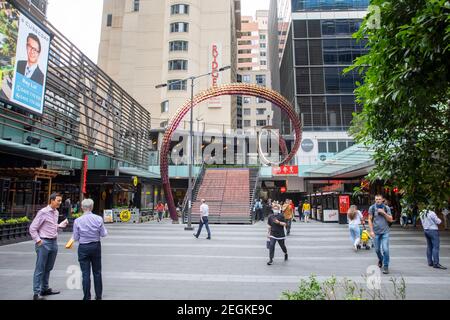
left=0, top=219, right=4, bottom=225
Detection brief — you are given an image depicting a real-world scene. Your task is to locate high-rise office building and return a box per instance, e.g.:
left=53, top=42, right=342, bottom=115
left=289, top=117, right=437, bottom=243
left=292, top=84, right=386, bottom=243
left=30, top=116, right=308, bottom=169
left=269, top=0, right=369, bottom=164
left=237, top=11, right=273, bottom=131
left=98, top=0, right=241, bottom=131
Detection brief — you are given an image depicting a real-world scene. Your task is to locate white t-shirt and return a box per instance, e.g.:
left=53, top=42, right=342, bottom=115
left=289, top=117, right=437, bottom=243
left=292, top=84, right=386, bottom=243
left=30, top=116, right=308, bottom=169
left=200, top=203, right=209, bottom=217
left=348, top=210, right=363, bottom=225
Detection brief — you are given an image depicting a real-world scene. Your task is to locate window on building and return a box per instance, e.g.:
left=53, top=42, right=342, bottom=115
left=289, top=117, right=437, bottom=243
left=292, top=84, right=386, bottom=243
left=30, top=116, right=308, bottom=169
left=260, top=52, right=267, bottom=57
left=260, top=34, right=266, bottom=40
left=242, top=75, right=251, bottom=83
left=168, top=60, right=188, bottom=71
left=256, top=120, right=267, bottom=126
left=318, top=141, right=327, bottom=153
left=171, top=4, right=189, bottom=15
left=244, top=120, right=251, bottom=127
left=256, top=108, right=266, bottom=115
left=238, top=49, right=252, bottom=54
left=168, top=79, right=187, bottom=90
left=260, top=43, right=266, bottom=49
left=161, top=100, right=169, bottom=113
left=169, top=41, right=188, bottom=52
left=106, top=14, right=112, bottom=27
left=238, top=40, right=252, bottom=46
left=257, top=98, right=266, bottom=104
left=133, top=0, right=140, bottom=12
left=244, top=108, right=251, bottom=115
left=255, top=75, right=266, bottom=86
left=243, top=97, right=251, bottom=104
left=317, top=140, right=355, bottom=154
left=238, top=58, right=252, bottom=63
left=170, top=22, right=189, bottom=33
left=160, top=121, right=168, bottom=128
left=260, top=60, right=267, bottom=66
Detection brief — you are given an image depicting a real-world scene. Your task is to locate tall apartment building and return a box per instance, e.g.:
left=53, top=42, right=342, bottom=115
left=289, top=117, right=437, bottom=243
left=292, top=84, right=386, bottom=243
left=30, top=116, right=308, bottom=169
left=98, top=0, right=241, bottom=131
left=269, top=0, right=369, bottom=164
left=237, top=10, right=273, bottom=131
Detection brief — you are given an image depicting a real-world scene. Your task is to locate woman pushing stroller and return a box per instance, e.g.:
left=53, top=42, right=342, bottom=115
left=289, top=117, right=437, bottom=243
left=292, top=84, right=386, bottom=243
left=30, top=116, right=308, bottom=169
left=347, top=205, right=365, bottom=252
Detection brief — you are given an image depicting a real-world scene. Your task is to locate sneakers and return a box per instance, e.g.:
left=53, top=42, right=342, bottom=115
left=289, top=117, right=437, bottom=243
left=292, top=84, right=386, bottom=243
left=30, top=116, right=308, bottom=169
left=382, top=267, right=389, bottom=274
left=193, top=234, right=198, bottom=239
left=40, top=288, right=60, bottom=296
left=267, top=260, right=273, bottom=265
left=378, top=260, right=383, bottom=268
left=284, top=253, right=288, bottom=261
left=433, top=264, right=447, bottom=270
left=206, top=236, right=211, bottom=240
left=353, top=244, right=358, bottom=252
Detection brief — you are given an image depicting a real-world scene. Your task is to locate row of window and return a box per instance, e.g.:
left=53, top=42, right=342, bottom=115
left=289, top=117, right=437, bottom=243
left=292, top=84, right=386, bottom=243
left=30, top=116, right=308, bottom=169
left=243, top=120, right=267, bottom=127
left=296, top=67, right=362, bottom=94
left=293, top=19, right=363, bottom=39
left=292, top=0, right=369, bottom=12
left=239, top=74, right=267, bottom=85
left=242, top=97, right=267, bottom=104
left=243, top=108, right=267, bottom=115
left=318, top=139, right=355, bottom=154
left=294, top=39, right=368, bottom=66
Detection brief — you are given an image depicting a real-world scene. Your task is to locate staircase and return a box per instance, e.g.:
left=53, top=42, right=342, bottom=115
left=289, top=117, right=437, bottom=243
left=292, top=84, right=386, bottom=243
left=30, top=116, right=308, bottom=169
left=191, top=168, right=255, bottom=224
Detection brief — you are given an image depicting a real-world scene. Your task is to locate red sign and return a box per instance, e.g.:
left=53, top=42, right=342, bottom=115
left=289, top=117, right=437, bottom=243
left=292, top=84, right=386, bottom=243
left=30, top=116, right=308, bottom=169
left=211, top=44, right=219, bottom=87
left=82, top=154, right=88, bottom=194
left=280, top=187, right=287, bottom=193
left=339, top=195, right=350, bottom=215
left=272, top=165, right=298, bottom=176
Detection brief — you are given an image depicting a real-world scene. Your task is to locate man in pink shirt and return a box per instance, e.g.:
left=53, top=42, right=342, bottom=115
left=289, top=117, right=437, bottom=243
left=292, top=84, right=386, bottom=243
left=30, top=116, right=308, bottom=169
left=29, top=193, right=68, bottom=300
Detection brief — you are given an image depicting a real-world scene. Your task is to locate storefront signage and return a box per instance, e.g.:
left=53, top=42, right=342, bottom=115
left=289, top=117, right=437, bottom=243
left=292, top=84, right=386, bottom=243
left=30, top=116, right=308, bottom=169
left=103, top=210, right=113, bottom=223
left=82, top=154, right=88, bottom=194
left=272, top=165, right=298, bottom=176
left=323, top=209, right=339, bottom=222
left=208, top=43, right=222, bottom=108
left=133, top=176, right=138, bottom=187
left=301, top=139, right=314, bottom=152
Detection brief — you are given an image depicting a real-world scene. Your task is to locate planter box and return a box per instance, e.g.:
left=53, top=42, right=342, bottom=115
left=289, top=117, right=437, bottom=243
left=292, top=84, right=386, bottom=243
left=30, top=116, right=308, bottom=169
left=0, top=222, right=31, bottom=245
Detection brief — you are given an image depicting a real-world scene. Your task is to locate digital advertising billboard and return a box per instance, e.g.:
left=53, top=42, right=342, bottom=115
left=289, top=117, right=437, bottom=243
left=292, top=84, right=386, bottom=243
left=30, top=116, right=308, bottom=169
left=0, top=0, right=51, bottom=114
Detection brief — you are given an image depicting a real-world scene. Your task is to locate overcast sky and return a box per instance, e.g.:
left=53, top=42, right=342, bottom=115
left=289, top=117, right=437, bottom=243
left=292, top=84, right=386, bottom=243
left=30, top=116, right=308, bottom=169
left=46, top=0, right=270, bottom=64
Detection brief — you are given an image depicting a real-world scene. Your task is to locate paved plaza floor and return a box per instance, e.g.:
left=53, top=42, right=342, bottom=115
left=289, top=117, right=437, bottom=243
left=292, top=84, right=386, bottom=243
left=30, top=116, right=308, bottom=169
left=0, top=220, right=449, bottom=300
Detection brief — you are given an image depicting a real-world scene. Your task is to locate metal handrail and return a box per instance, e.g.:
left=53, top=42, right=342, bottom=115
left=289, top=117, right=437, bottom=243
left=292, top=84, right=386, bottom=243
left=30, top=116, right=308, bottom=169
left=181, top=163, right=205, bottom=222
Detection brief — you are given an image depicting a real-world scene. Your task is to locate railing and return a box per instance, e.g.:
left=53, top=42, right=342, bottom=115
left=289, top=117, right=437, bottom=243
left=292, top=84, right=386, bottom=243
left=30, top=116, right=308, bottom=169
left=181, top=163, right=205, bottom=222
left=249, top=167, right=260, bottom=221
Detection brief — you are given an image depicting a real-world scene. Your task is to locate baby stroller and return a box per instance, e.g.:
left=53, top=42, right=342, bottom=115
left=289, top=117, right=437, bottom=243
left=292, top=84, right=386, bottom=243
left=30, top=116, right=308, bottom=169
left=359, top=224, right=374, bottom=250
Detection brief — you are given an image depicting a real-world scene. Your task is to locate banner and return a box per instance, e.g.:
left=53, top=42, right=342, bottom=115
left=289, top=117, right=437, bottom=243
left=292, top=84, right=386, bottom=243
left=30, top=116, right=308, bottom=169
left=208, top=43, right=222, bottom=108
left=339, top=195, right=350, bottom=214
left=0, top=1, right=51, bottom=114
left=272, top=165, right=298, bottom=176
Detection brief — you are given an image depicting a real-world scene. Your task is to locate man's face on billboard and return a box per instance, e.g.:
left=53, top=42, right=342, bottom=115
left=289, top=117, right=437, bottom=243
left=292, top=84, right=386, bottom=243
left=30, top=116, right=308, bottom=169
left=26, top=37, right=40, bottom=65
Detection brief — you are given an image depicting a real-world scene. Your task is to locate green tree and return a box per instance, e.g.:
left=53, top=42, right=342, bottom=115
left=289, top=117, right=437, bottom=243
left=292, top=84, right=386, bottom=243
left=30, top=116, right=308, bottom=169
left=346, top=0, right=450, bottom=209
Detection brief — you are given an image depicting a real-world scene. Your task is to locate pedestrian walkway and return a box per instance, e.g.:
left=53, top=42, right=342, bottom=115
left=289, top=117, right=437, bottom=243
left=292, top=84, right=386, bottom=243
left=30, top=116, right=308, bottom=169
left=0, top=221, right=449, bottom=300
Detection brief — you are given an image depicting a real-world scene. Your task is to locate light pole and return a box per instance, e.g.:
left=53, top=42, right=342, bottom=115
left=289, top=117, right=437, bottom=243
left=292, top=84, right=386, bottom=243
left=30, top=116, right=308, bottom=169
left=267, top=114, right=271, bottom=157
left=156, top=65, right=231, bottom=230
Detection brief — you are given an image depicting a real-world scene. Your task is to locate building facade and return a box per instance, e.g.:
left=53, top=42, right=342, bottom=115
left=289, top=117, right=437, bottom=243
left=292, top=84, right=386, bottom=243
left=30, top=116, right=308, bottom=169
left=269, top=0, right=369, bottom=164
left=98, top=0, right=241, bottom=132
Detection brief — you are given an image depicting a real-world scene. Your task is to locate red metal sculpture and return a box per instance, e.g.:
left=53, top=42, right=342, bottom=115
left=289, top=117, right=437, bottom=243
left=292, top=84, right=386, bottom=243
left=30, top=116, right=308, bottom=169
left=160, top=83, right=302, bottom=221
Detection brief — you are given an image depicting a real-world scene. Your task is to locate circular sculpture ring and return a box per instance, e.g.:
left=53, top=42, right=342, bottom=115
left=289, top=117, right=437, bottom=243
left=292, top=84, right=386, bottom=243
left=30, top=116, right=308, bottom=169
left=160, top=83, right=303, bottom=221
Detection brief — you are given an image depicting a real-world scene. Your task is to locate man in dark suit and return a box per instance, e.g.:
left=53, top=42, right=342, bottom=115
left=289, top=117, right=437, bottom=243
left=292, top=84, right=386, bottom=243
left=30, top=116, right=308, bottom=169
left=16, top=33, right=44, bottom=86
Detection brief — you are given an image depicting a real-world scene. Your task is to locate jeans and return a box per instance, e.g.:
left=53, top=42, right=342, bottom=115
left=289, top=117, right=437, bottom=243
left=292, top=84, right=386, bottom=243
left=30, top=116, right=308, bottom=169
left=374, top=233, right=390, bottom=268
left=33, top=239, right=58, bottom=295
left=269, top=238, right=287, bottom=260
left=195, top=216, right=211, bottom=238
left=256, top=209, right=263, bottom=221
left=158, top=211, right=163, bottom=221
left=349, top=224, right=360, bottom=246
left=424, top=230, right=440, bottom=266
left=78, top=242, right=103, bottom=300
left=286, top=219, right=292, bottom=235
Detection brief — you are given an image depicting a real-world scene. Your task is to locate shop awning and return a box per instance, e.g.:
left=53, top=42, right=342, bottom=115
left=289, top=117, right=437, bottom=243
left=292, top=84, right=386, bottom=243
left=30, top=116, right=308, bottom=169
left=304, top=144, right=375, bottom=178
left=118, top=167, right=160, bottom=179
left=0, top=139, right=84, bottom=162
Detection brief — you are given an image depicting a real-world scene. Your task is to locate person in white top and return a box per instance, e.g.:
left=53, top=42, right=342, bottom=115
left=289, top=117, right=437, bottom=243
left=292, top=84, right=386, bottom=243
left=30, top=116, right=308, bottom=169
left=194, top=199, right=211, bottom=240
left=442, top=207, right=449, bottom=230
left=347, top=205, right=364, bottom=252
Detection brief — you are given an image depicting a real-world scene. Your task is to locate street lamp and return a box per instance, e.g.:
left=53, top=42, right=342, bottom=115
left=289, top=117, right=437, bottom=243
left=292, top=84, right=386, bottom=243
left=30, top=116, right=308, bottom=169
left=156, top=65, right=231, bottom=230
left=267, top=114, right=271, bottom=157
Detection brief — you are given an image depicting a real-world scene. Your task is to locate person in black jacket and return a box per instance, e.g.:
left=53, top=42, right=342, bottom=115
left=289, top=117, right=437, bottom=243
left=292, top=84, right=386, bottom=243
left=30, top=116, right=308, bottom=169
left=266, top=202, right=288, bottom=265
left=16, top=33, right=44, bottom=86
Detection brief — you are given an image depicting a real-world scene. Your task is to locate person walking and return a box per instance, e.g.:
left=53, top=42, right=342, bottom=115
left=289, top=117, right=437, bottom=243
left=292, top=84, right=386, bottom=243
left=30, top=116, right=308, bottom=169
left=302, top=200, right=311, bottom=223
left=156, top=202, right=164, bottom=222
left=267, top=202, right=288, bottom=265
left=298, top=200, right=304, bottom=222
left=368, top=194, right=393, bottom=274
left=282, top=199, right=294, bottom=236
left=254, top=198, right=264, bottom=222
left=194, top=199, right=211, bottom=240
left=420, top=207, right=446, bottom=269
left=347, top=205, right=364, bottom=252
left=442, top=206, right=449, bottom=231
left=29, top=193, right=68, bottom=300
left=72, top=199, right=108, bottom=300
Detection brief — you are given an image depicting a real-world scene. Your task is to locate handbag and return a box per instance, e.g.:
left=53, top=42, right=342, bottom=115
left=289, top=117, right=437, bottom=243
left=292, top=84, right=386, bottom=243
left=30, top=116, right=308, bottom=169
left=65, top=238, right=75, bottom=249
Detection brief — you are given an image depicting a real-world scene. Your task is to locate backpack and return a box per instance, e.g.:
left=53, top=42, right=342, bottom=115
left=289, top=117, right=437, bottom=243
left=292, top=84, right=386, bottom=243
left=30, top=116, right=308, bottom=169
left=370, top=204, right=393, bottom=227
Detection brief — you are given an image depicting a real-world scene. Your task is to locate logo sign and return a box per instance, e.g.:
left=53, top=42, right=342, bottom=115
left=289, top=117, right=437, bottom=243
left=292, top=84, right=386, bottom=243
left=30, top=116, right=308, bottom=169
left=272, top=165, right=298, bottom=176
left=324, top=210, right=339, bottom=222
left=208, top=43, right=222, bottom=108
left=133, top=176, right=138, bottom=187
left=82, top=154, right=88, bottom=194
left=339, top=195, right=350, bottom=214
left=119, top=210, right=131, bottom=222
left=301, top=139, right=314, bottom=152
left=319, top=154, right=327, bottom=161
